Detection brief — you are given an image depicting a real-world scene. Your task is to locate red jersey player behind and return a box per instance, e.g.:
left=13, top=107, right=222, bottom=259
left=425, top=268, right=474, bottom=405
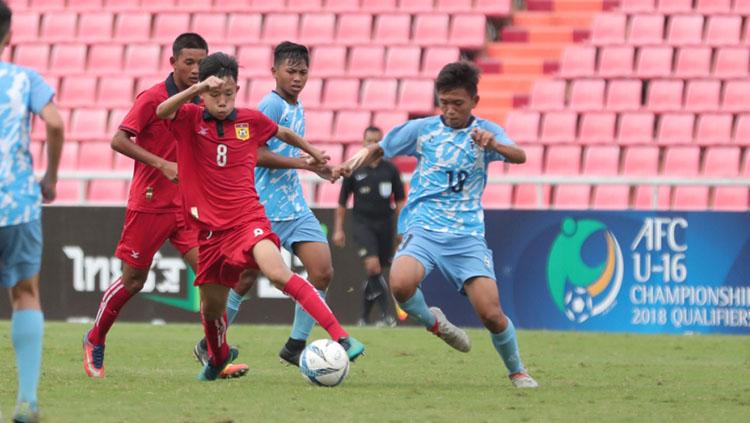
left=155, top=52, right=365, bottom=381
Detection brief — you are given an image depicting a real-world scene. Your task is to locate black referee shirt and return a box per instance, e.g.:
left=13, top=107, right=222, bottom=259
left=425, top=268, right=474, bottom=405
left=339, top=159, right=405, bottom=220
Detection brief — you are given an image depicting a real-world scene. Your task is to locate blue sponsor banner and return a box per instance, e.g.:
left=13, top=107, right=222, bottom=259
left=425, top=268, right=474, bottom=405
left=420, top=211, right=750, bottom=334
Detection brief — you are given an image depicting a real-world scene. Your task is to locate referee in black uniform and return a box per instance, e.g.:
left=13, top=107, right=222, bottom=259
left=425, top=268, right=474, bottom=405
left=333, top=126, right=406, bottom=326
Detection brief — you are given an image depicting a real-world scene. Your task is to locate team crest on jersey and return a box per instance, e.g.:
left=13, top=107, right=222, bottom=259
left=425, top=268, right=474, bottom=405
left=379, top=182, right=392, bottom=198
left=235, top=123, right=250, bottom=141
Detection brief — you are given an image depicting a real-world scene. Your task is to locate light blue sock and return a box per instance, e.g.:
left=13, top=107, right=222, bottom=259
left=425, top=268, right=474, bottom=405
left=490, top=318, right=525, bottom=375
left=226, top=289, right=244, bottom=326
left=399, top=288, right=436, bottom=329
left=12, top=309, right=44, bottom=407
left=290, top=289, right=326, bottom=341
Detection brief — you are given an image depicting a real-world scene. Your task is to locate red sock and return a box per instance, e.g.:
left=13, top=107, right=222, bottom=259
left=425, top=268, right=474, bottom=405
left=88, top=277, right=134, bottom=345
left=201, top=311, right=229, bottom=367
left=282, top=274, right=348, bottom=340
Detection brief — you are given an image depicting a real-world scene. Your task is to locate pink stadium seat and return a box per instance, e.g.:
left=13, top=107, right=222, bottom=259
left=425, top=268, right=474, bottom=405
left=124, top=45, right=161, bottom=76
left=674, top=47, right=711, bottom=78
left=361, top=79, right=398, bottom=110
left=705, top=16, right=741, bottom=46
left=323, top=78, right=360, bottom=109
left=40, top=11, right=77, bottom=41
left=722, top=80, right=750, bottom=113
left=436, top=0, right=471, bottom=12
left=139, top=0, right=176, bottom=11
left=317, top=143, right=344, bottom=165
left=617, top=112, right=654, bottom=144
left=714, top=47, right=749, bottom=78
left=569, top=79, right=605, bottom=111
left=299, top=13, right=336, bottom=45
left=647, top=79, right=683, bottom=112
left=589, top=13, right=626, bottom=45
left=736, top=0, right=750, bottom=15
left=578, top=113, right=616, bottom=144
left=697, top=0, right=731, bottom=13
left=29, top=0, right=65, bottom=9
left=333, top=110, right=372, bottom=143
left=336, top=14, right=372, bottom=44
left=236, top=46, right=272, bottom=77
left=32, top=109, right=70, bottom=142
left=592, top=185, right=630, bottom=209
left=620, top=0, right=655, bottom=12
left=316, top=180, right=342, bottom=207
left=104, top=0, right=141, bottom=10
left=311, top=46, right=347, bottom=77
left=69, top=109, right=108, bottom=141
left=176, top=0, right=211, bottom=10
left=658, top=0, right=693, bottom=13
left=529, top=80, right=566, bottom=111
left=583, top=145, right=620, bottom=175
left=672, top=186, right=709, bottom=210
left=664, top=146, right=700, bottom=176
left=622, top=146, right=659, bottom=176
left=474, top=0, right=512, bottom=16
left=190, top=14, right=227, bottom=44
left=13, top=44, right=49, bottom=72
left=288, top=0, right=324, bottom=11
left=695, top=113, right=733, bottom=146
left=49, top=44, right=87, bottom=75
left=348, top=45, right=385, bottom=78
left=244, top=0, right=282, bottom=12
left=558, top=46, right=596, bottom=78
left=246, top=77, right=275, bottom=106
left=97, top=76, right=135, bottom=108
left=505, top=111, right=540, bottom=143
left=606, top=79, right=641, bottom=112
left=540, top=112, right=577, bottom=144
left=113, top=13, right=152, bottom=42
left=262, top=14, right=300, bottom=44
left=55, top=180, right=86, bottom=204
left=305, top=110, right=334, bottom=142
left=666, top=15, right=704, bottom=46
left=628, top=15, right=665, bottom=46
left=733, top=114, right=750, bottom=145
left=88, top=180, right=126, bottom=204
left=713, top=187, right=748, bottom=211
left=58, top=141, right=79, bottom=171
left=398, top=78, right=434, bottom=114
left=391, top=156, right=417, bottom=174
left=372, top=111, right=408, bottom=133
left=135, top=75, right=163, bottom=95
left=554, top=185, right=591, bottom=209
left=656, top=113, right=695, bottom=145
left=384, top=46, right=422, bottom=77
left=78, top=143, right=114, bottom=170
left=636, top=47, right=673, bottom=78
left=12, top=12, right=40, bottom=42
left=59, top=76, right=97, bottom=107
left=703, top=146, right=740, bottom=177
left=77, top=12, right=114, bottom=42
left=513, top=184, right=550, bottom=209
left=482, top=185, right=513, bottom=209
left=545, top=145, right=581, bottom=175
left=598, top=46, right=635, bottom=78
left=225, top=14, right=262, bottom=43
left=507, top=144, right=543, bottom=175
left=113, top=149, right=133, bottom=170
left=299, top=78, right=322, bottom=108
left=421, top=46, right=460, bottom=77
left=684, top=80, right=720, bottom=112
left=399, top=0, right=434, bottom=12
left=449, top=14, right=486, bottom=49
left=152, top=13, right=191, bottom=43
left=361, top=0, right=397, bottom=12
left=413, top=14, right=450, bottom=45
left=373, top=14, right=411, bottom=44
left=87, top=44, right=124, bottom=75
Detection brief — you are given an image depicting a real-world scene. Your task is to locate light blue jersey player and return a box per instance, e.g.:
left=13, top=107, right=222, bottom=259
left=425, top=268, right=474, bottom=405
left=342, top=62, right=538, bottom=388
left=0, top=1, right=65, bottom=420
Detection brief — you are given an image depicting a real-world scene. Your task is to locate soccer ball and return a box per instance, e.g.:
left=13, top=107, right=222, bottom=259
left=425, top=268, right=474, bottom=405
left=299, top=339, right=350, bottom=387
left=564, top=286, right=593, bottom=323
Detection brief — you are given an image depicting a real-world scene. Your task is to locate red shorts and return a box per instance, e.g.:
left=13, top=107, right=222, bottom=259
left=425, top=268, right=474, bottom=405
left=195, top=220, right=280, bottom=288
left=115, top=209, right=199, bottom=269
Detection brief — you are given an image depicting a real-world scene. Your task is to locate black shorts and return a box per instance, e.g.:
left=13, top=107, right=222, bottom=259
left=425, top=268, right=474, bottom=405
left=352, top=214, right=394, bottom=267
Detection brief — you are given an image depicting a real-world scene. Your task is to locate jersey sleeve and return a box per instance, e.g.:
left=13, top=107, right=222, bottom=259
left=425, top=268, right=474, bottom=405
left=338, top=175, right=354, bottom=207
left=479, top=120, right=516, bottom=163
left=25, top=68, right=54, bottom=115
left=379, top=118, right=425, bottom=159
left=165, top=103, right=200, bottom=144
left=258, top=95, right=284, bottom=124
left=250, top=110, right=279, bottom=147
left=119, top=90, right=157, bottom=137
left=391, top=165, right=406, bottom=202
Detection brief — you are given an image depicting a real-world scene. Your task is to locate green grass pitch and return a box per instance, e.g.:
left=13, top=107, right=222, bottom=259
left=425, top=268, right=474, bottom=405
left=1, top=322, right=748, bottom=422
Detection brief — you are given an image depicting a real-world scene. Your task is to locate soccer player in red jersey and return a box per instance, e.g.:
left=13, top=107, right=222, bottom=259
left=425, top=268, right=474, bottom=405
left=82, top=33, right=246, bottom=379
left=155, top=52, right=365, bottom=380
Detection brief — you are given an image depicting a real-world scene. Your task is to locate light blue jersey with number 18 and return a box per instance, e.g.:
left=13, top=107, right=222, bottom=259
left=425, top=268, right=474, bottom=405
left=379, top=115, right=515, bottom=238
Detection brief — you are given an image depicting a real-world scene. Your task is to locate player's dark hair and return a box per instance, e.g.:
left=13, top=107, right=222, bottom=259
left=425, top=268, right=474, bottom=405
left=0, top=1, right=11, bottom=42
left=171, top=32, right=208, bottom=58
left=199, top=52, right=238, bottom=82
left=273, top=41, right=309, bottom=67
left=364, top=126, right=382, bottom=136
left=435, top=61, right=480, bottom=98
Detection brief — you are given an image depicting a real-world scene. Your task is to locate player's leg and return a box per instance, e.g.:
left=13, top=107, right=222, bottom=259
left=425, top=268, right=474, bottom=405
left=373, top=219, right=396, bottom=325
left=361, top=256, right=383, bottom=324
left=196, top=283, right=246, bottom=381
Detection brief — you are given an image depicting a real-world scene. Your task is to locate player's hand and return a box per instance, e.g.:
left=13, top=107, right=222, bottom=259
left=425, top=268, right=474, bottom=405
left=470, top=128, right=497, bottom=150
left=39, top=173, right=57, bottom=203
left=159, top=160, right=179, bottom=183
left=334, top=164, right=353, bottom=178
left=313, top=164, right=337, bottom=182
left=198, top=76, right=224, bottom=93
left=333, top=229, right=346, bottom=248
left=308, top=148, right=330, bottom=166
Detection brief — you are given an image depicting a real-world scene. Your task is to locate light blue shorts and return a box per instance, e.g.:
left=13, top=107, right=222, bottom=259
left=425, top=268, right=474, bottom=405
left=271, top=212, right=328, bottom=252
left=395, top=227, right=496, bottom=295
left=0, top=219, right=43, bottom=288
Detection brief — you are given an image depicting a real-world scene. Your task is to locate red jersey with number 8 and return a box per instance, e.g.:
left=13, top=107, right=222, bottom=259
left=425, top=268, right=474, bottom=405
left=166, top=103, right=279, bottom=231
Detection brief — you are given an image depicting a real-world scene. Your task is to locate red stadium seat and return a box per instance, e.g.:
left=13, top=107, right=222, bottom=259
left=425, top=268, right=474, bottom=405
left=49, top=44, right=87, bottom=75
left=316, top=181, right=342, bottom=207
left=482, top=185, right=513, bottom=209
left=656, top=113, right=695, bottom=145
left=311, top=46, right=347, bottom=77
left=124, top=45, right=161, bottom=76
left=664, top=146, right=700, bottom=176
left=79, top=143, right=114, bottom=170
left=529, top=80, right=566, bottom=111
left=684, top=80, right=720, bottom=112
left=225, top=13, right=262, bottom=43
left=583, top=145, right=620, bottom=175
left=97, top=76, right=135, bottom=108
left=12, top=12, right=40, bottom=42
left=674, top=47, right=711, bottom=78
left=636, top=46, right=673, bottom=78
left=589, top=13, right=626, bottom=45
left=628, top=15, right=665, bottom=46
left=421, top=46, right=460, bottom=77
left=646, top=79, right=683, bottom=112
left=332, top=110, right=371, bottom=143
left=336, top=14, right=372, bottom=44
left=190, top=13, right=227, bottom=44
left=413, top=14, right=450, bottom=45
left=77, top=12, right=114, bottom=42
left=592, top=185, right=630, bottom=209
left=598, top=46, right=635, bottom=78
left=88, top=180, right=126, bottom=204
left=658, top=0, right=693, bottom=13
left=578, top=113, right=616, bottom=144
left=634, top=184, right=670, bottom=210
left=391, top=156, right=417, bottom=173
left=714, top=47, right=749, bottom=78
left=299, top=13, right=336, bottom=45
left=722, top=80, right=750, bottom=113
left=545, top=145, right=581, bottom=175
left=305, top=110, right=334, bottom=142
left=449, top=14, right=486, bottom=49
left=666, top=15, right=704, bottom=46
left=361, top=0, right=397, bottom=12
left=360, top=79, right=398, bottom=110
left=40, top=11, right=77, bottom=41
left=695, top=113, right=733, bottom=146
left=617, top=112, right=654, bottom=144
left=620, top=0, right=655, bottom=12
left=436, top=0, right=471, bottom=12
left=69, top=109, right=108, bottom=141
left=559, top=46, right=596, bottom=78
left=569, top=79, right=605, bottom=111
left=384, top=46, right=421, bottom=77
left=113, top=13, right=152, bottom=42
left=373, top=14, right=411, bottom=44
left=399, top=0, right=434, bottom=12
left=348, top=45, right=385, bottom=78
left=513, top=184, right=550, bottom=209
left=13, top=44, right=49, bottom=72
left=622, top=146, right=659, bottom=176
left=372, top=111, right=408, bottom=133
left=605, top=79, right=641, bottom=112
left=504, top=111, right=540, bottom=143
left=87, top=44, right=124, bottom=75
left=554, top=185, right=591, bottom=209
left=474, top=0, right=512, bottom=16
left=398, top=78, right=434, bottom=114
left=54, top=180, right=84, bottom=204
left=323, top=78, right=360, bottom=109
left=246, top=77, right=275, bottom=107
left=152, top=13, right=191, bottom=43
left=236, top=46, right=272, bottom=77
left=59, top=76, right=97, bottom=108
left=506, top=144, right=543, bottom=175
left=697, top=0, right=731, bottom=13
left=714, top=187, right=748, bottom=211
left=262, top=14, right=300, bottom=44
left=299, top=78, right=322, bottom=108
left=705, top=16, right=741, bottom=46
left=703, top=146, right=740, bottom=177
left=733, top=114, right=750, bottom=146
left=539, top=112, right=577, bottom=144
left=672, top=186, right=709, bottom=210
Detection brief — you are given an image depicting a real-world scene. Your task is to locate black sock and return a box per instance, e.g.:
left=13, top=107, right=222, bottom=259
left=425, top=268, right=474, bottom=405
left=285, top=337, right=306, bottom=351
left=362, top=295, right=375, bottom=323
left=200, top=338, right=207, bottom=350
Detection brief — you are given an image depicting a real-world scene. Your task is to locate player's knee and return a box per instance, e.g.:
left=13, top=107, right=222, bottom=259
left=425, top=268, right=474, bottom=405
left=364, top=261, right=381, bottom=276
left=307, top=265, right=333, bottom=289
left=480, top=309, right=507, bottom=332
left=202, top=302, right=225, bottom=321
left=9, top=279, right=40, bottom=309
left=388, top=279, right=415, bottom=303
left=235, top=271, right=257, bottom=295
left=122, top=276, right=146, bottom=294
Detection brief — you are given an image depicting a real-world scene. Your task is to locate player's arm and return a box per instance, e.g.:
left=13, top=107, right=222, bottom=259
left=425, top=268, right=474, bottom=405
left=38, top=102, right=65, bottom=203
left=338, top=143, right=384, bottom=176
left=257, top=146, right=336, bottom=182
left=471, top=127, right=526, bottom=164
left=332, top=176, right=353, bottom=248
left=111, top=130, right=178, bottom=183
left=274, top=126, right=330, bottom=166
left=340, top=119, right=422, bottom=175
left=155, top=76, right=224, bottom=120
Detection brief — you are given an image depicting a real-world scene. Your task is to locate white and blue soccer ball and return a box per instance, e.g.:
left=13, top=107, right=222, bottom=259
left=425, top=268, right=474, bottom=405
left=299, top=339, right=350, bottom=387
left=564, top=286, right=593, bottom=323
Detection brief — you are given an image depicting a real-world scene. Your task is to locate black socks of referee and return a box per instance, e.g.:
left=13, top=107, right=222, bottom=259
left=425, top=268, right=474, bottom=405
left=362, top=274, right=390, bottom=323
